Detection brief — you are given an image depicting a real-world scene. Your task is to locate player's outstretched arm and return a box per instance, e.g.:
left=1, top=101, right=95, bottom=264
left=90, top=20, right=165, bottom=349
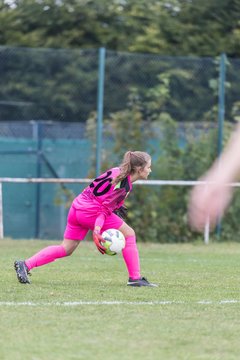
left=188, top=123, right=240, bottom=232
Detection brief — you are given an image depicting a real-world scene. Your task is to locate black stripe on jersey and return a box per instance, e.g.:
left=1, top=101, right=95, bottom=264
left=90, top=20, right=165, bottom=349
left=120, top=177, right=130, bottom=193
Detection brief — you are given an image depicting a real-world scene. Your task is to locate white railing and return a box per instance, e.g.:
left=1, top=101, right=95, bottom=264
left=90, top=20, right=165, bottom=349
left=1, top=177, right=239, bottom=243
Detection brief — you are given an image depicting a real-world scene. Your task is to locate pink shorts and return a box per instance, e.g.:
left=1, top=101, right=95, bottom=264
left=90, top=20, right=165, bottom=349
left=64, top=205, right=124, bottom=241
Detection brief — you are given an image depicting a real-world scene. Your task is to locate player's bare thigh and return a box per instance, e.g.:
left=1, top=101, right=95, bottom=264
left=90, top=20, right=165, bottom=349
left=62, top=239, right=81, bottom=255
left=118, top=221, right=135, bottom=238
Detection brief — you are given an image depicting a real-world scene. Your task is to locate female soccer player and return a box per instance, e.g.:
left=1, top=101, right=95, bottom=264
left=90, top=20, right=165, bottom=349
left=14, top=151, right=157, bottom=287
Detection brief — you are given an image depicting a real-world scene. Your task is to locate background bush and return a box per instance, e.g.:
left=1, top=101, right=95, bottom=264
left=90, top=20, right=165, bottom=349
left=86, top=92, right=237, bottom=243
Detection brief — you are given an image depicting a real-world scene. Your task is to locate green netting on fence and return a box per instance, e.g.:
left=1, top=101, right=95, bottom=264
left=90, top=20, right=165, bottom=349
left=0, top=47, right=239, bottom=240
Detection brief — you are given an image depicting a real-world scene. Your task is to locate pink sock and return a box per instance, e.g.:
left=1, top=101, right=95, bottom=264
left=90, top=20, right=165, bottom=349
left=25, top=245, right=67, bottom=270
left=122, top=235, right=140, bottom=279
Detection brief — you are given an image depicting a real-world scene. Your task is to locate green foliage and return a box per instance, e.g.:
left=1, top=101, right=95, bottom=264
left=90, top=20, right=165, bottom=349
left=1, top=0, right=240, bottom=57
left=104, top=89, right=158, bottom=239
left=105, top=88, right=154, bottom=157
left=0, top=46, right=99, bottom=121
left=151, top=119, right=216, bottom=242
left=150, top=120, right=238, bottom=243
left=84, top=63, right=240, bottom=243
left=0, top=0, right=240, bottom=57
left=0, top=42, right=232, bottom=125
left=104, top=107, right=237, bottom=243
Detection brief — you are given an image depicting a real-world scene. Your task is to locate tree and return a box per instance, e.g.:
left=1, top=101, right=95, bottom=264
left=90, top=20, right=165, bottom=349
left=1, top=0, right=240, bottom=57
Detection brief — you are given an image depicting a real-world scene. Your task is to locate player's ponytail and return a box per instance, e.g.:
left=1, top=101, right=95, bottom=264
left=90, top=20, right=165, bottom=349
left=112, top=151, right=151, bottom=185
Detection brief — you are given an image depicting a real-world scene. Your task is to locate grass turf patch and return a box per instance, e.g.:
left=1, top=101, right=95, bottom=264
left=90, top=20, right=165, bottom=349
left=1, top=239, right=240, bottom=359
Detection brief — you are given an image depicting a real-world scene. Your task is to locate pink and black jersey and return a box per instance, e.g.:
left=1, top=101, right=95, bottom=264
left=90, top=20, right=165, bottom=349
left=73, top=167, right=132, bottom=217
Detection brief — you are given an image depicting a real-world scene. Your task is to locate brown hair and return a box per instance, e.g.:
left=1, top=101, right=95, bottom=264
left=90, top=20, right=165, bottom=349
left=112, top=151, right=151, bottom=185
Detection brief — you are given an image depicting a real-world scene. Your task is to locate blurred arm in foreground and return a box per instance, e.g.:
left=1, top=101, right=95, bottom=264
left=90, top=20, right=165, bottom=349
left=188, top=122, right=240, bottom=232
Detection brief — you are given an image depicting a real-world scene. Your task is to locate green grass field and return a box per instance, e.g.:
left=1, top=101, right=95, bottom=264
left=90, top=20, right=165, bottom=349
left=1, top=239, right=240, bottom=360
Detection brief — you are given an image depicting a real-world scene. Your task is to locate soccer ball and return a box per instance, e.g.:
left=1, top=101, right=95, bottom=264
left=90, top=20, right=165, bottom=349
left=101, top=229, right=125, bottom=256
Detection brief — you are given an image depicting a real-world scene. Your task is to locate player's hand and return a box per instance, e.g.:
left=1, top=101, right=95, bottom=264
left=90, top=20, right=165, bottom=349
left=93, top=229, right=106, bottom=254
left=188, top=177, right=233, bottom=232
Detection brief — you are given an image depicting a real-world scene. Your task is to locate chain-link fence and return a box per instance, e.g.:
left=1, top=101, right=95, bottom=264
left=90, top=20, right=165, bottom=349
left=0, top=47, right=238, bottom=240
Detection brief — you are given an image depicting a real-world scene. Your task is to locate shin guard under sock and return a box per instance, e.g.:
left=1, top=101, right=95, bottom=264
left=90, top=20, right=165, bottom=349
left=25, top=245, right=67, bottom=270
left=122, top=235, right=140, bottom=279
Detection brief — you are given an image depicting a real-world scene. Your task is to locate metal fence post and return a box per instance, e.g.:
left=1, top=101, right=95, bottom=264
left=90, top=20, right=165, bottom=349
left=217, top=53, right=226, bottom=156
left=216, top=53, right=226, bottom=238
left=34, top=121, right=42, bottom=238
left=96, top=47, right=106, bottom=176
left=0, top=182, right=3, bottom=239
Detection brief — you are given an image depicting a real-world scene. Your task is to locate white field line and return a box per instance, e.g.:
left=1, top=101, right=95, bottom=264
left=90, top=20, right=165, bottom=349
left=0, top=300, right=240, bottom=306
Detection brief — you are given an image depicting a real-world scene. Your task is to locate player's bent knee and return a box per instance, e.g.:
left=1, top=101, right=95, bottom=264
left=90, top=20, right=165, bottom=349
left=120, top=225, right=135, bottom=238
left=62, top=239, right=80, bottom=256
left=127, top=228, right=135, bottom=237
left=65, top=249, right=74, bottom=256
